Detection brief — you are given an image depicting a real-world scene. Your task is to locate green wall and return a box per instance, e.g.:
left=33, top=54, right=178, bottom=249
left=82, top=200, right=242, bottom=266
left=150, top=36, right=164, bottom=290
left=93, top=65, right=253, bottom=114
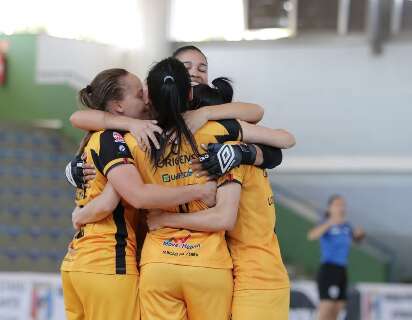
left=0, top=34, right=81, bottom=141
left=276, top=204, right=389, bottom=283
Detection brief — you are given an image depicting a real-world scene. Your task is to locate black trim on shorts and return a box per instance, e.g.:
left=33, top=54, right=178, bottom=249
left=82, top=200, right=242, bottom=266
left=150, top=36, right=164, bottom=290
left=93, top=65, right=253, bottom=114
left=317, top=263, right=348, bottom=301
left=113, top=203, right=128, bottom=274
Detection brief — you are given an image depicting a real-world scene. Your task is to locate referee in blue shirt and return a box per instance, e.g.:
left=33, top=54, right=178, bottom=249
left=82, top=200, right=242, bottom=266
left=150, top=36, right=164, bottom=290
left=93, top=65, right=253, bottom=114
left=308, top=195, right=365, bottom=320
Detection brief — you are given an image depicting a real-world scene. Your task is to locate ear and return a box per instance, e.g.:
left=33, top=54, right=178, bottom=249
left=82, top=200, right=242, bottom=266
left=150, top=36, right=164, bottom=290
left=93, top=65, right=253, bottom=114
left=143, top=83, right=150, bottom=105
left=108, top=100, right=123, bottom=114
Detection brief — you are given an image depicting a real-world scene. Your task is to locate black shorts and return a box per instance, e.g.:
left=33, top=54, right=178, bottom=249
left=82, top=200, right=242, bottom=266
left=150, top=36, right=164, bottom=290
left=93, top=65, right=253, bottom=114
left=317, top=263, right=348, bottom=301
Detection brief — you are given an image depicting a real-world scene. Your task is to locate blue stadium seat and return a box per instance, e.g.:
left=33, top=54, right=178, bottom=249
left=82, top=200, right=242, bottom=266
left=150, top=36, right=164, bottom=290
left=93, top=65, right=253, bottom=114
left=27, top=248, right=42, bottom=261
left=49, top=227, right=61, bottom=240
left=49, top=208, right=61, bottom=219
left=2, top=248, right=19, bottom=260
left=46, top=250, right=63, bottom=262
left=29, top=207, right=42, bottom=219
left=30, top=188, right=42, bottom=197
left=11, top=187, right=24, bottom=197
left=7, top=226, right=22, bottom=238
left=7, top=206, right=22, bottom=218
left=28, top=226, right=42, bottom=239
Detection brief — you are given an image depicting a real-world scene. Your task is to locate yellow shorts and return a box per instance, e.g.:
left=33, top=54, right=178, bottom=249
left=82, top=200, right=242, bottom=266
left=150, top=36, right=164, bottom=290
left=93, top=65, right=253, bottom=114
left=61, top=271, right=140, bottom=320
left=139, top=263, right=233, bottom=320
left=231, top=288, right=290, bottom=320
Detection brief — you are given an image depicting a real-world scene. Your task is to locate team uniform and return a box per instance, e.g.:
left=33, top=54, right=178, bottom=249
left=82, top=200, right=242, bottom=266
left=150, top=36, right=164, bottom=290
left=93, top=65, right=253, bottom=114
left=317, top=222, right=353, bottom=301
left=61, top=130, right=140, bottom=320
left=218, top=165, right=290, bottom=320
left=122, top=119, right=243, bottom=320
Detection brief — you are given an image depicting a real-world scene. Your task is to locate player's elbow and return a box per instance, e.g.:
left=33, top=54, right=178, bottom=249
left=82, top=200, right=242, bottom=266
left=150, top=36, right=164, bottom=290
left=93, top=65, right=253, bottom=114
left=254, top=104, right=264, bottom=123
left=225, top=220, right=236, bottom=232
left=69, top=112, right=83, bottom=129
left=279, top=130, right=296, bottom=149
left=104, top=201, right=119, bottom=214
left=220, top=211, right=237, bottom=231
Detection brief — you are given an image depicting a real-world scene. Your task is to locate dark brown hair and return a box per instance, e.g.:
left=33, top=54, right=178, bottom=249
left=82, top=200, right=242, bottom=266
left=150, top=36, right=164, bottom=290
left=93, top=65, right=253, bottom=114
left=76, top=68, right=129, bottom=155
left=324, top=194, right=344, bottom=218
left=172, top=45, right=207, bottom=62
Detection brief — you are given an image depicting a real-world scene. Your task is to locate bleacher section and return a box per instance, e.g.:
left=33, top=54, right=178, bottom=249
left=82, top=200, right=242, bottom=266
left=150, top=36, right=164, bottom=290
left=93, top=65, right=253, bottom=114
left=0, top=123, right=76, bottom=272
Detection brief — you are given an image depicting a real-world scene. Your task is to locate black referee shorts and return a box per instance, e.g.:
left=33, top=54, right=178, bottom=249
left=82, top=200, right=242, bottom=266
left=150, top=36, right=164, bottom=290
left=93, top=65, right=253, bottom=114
left=317, top=263, right=348, bottom=301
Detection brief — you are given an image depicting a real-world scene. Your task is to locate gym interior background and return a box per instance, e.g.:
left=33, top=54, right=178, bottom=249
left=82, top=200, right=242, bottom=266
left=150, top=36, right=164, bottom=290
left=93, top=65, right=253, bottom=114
left=0, top=0, right=411, bottom=319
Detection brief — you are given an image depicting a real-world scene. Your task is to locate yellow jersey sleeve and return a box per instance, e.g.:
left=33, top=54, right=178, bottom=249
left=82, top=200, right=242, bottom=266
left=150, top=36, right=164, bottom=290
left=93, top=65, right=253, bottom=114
left=217, top=165, right=247, bottom=188
left=91, top=130, right=135, bottom=176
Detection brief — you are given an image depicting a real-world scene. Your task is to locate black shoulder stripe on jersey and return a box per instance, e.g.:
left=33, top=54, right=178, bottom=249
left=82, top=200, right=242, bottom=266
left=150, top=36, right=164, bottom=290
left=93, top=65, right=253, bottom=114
left=99, top=130, right=133, bottom=176
left=113, top=203, right=128, bottom=274
left=215, top=119, right=242, bottom=143
left=217, top=179, right=242, bottom=188
left=91, top=149, right=103, bottom=175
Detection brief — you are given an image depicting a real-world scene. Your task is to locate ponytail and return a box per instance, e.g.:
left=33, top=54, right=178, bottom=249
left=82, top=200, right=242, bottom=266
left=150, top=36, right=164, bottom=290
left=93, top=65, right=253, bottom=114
left=147, top=57, right=198, bottom=168
left=211, top=77, right=233, bottom=103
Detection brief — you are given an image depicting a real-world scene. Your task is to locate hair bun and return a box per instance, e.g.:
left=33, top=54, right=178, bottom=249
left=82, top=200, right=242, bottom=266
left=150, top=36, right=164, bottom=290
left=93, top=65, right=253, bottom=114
left=211, top=77, right=233, bottom=103
left=86, top=85, right=93, bottom=94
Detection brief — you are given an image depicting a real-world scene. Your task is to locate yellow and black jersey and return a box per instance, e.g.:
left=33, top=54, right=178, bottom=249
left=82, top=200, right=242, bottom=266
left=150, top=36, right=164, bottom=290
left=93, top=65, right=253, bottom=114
left=218, top=165, right=290, bottom=291
left=124, top=119, right=243, bottom=269
left=61, top=130, right=139, bottom=275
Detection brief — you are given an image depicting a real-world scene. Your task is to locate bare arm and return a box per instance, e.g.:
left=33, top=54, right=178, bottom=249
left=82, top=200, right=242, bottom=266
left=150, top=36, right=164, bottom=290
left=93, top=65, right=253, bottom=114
left=180, top=102, right=264, bottom=134
left=204, top=102, right=264, bottom=124
left=240, top=120, right=296, bottom=149
left=307, top=221, right=332, bottom=241
left=147, top=183, right=241, bottom=232
left=70, top=110, right=162, bottom=149
left=107, top=164, right=216, bottom=209
left=70, top=110, right=133, bottom=131
left=72, top=183, right=120, bottom=228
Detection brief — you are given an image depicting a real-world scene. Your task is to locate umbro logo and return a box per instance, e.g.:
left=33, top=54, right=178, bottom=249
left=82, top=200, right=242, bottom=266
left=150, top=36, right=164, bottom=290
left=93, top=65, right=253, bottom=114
left=217, top=144, right=235, bottom=174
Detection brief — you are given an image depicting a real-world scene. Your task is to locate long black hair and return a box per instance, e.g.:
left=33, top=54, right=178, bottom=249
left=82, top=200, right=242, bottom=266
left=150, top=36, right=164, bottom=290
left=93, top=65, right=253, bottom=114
left=146, top=57, right=198, bottom=167
left=191, top=77, right=233, bottom=109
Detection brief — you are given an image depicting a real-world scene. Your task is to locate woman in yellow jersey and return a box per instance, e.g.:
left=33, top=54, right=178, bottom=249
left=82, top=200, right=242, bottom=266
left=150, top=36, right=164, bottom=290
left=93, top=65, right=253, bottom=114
left=68, top=58, right=295, bottom=320
left=146, top=80, right=293, bottom=320
left=61, top=68, right=222, bottom=320
left=68, top=45, right=265, bottom=186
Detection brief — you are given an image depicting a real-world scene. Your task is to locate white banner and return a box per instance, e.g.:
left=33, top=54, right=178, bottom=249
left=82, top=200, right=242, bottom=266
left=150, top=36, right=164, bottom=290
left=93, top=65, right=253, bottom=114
left=358, top=284, right=412, bottom=320
left=1, top=274, right=412, bottom=320
left=0, top=273, right=65, bottom=320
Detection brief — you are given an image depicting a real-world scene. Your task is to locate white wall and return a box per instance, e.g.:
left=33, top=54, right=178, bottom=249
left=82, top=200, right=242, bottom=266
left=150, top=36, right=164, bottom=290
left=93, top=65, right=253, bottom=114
left=193, top=35, right=412, bottom=169
left=36, top=0, right=172, bottom=88
left=36, top=34, right=134, bottom=89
